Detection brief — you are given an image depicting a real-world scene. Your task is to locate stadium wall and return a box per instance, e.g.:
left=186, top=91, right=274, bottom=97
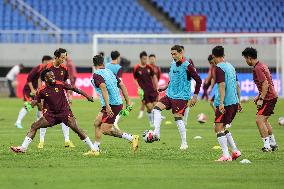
left=0, top=44, right=277, bottom=68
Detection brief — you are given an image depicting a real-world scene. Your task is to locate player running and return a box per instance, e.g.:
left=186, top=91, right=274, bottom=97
left=37, top=48, right=75, bottom=149
left=89, top=55, right=139, bottom=155
left=133, top=51, right=158, bottom=127
left=152, top=45, right=202, bottom=150
left=105, top=50, right=123, bottom=129
left=15, top=55, right=53, bottom=129
left=242, top=47, right=278, bottom=152
left=212, top=46, right=241, bottom=161
left=10, top=69, right=97, bottom=155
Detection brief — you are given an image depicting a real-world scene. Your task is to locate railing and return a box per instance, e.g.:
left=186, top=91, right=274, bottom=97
left=0, top=30, right=87, bottom=43
left=5, top=0, right=61, bottom=32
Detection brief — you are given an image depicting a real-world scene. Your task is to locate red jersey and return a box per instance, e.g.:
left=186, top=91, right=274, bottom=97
left=133, top=64, right=156, bottom=94
left=253, top=61, right=277, bottom=100
left=45, top=63, right=69, bottom=82
left=23, top=64, right=44, bottom=91
left=36, top=81, right=71, bottom=114
left=149, top=64, right=161, bottom=81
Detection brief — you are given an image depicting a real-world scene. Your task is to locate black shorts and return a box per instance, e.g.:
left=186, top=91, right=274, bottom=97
left=215, top=104, right=238, bottom=125
left=257, top=98, right=277, bottom=116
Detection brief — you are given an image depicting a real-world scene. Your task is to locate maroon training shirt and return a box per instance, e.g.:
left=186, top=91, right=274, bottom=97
left=133, top=64, right=156, bottom=93
left=253, top=61, right=277, bottom=100
left=149, top=64, right=161, bottom=81
left=23, top=64, right=45, bottom=91
left=35, top=81, right=71, bottom=114
left=45, top=62, right=69, bottom=82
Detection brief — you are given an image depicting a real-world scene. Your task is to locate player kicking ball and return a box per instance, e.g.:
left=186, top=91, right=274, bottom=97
left=88, top=55, right=139, bottom=155
left=10, top=69, right=98, bottom=155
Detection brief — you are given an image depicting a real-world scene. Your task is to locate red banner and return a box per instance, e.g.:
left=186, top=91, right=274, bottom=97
left=185, top=15, right=206, bottom=32
left=16, top=73, right=170, bottom=99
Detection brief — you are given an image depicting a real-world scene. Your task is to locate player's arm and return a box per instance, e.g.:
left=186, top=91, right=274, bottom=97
left=99, top=83, right=113, bottom=116
left=215, top=67, right=226, bottom=113
left=117, top=78, right=131, bottom=106
left=255, top=67, right=269, bottom=108
left=63, top=84, right=93, bottom=102
left=26, top=67, right=38, bottom=95
left=152, top=74, right=158, bottom=91
left=187, top=65, right=202, bottom=107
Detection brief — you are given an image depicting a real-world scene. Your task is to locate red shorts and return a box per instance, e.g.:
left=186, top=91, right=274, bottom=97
left=143, top=92, right=158, bottom=104
left=43, top=109, right=74, bottom=126
left=159, top=96, right=188, bottom=116
left=101, top=104, right=123, bottom=124
left=215, top=104, right=238, bottom=125
left=23, top=88, right=34, bottom=102
left=257, top=98, right=277, bottom=116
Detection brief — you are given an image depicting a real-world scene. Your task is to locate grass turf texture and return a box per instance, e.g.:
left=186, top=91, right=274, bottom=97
left=0, top=98, right=283, bottom=189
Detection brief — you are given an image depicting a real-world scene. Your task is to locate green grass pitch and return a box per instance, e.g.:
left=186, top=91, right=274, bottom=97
left=0, top=98, right=283, bottom=189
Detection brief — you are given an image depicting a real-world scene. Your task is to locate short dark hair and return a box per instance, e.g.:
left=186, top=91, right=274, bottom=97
left=42, top=55, right=53, bottom=63
left=54, top=48, right=67, bottom=58
left=208, top=54, right=213, bottom=62
left=149, top=54, right=156, bottom=58
left=140, top=51, right=147, bottom=59
left=99, top=51, right=105, bottom=57
left=179, top=45, right=185, bottom=50
left=111, top=51, right=120, bottom=60
left=171, top=45, right=182, bottom=53
left=212, top=46, right=224, bottom=57
left=242, top=47, right=257, bottom=59
left=40, top=69, right=52, bottom=81
left=93, top=55, right=104, bottom=66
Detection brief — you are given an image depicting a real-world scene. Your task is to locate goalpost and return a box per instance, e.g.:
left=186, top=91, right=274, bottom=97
left=93, top=33, right=284, bottom=98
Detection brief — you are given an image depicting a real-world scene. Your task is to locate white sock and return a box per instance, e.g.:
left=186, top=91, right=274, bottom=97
left=39, top=128, right=47, bottom=142
left=114, top=114, right=120, bottom=126
left=16, top=107, right=27, bottom=124
left=36, top=110, right=42, bottom=121
left=176, top=119, right=187, bottom=145
left=262, top=137, right=270, bottom=148
left=225, top=130, right=238, bottom=151
left=21, top=136, right=33, bottom=150
left=93, top=141, right=100, bottom=151
left=147, top=111, right=153, bottom=125
left=217, top=133, right=230, bottom=157
left=83, top=137, right=95, bottom=151
left=269, top=134, right=277, bottom=146
left=61, top=123, right=70, bottom=142
left=122, top=133, right=133, bottom=141
left=153, top=109, right=162, bottom=138
left=183, top=107, right=190, bottom=125
left=138, top=110, right=144, bottom=118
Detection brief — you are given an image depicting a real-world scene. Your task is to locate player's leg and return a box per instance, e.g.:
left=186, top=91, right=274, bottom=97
left=264, top=116, right=278, bottom=151
left=100, top=105, right=139, bottom=152
left=64, top=117, right=97, bottom=155
left=61, top=122, right=75, bottom=147
left=10, top=117, right=51, bottom=153
left=172, top=99, right=188, bottom=150
left=183, top=107, right=190, bottom=126
left=15, top=92, right=31, bottom=128
left=152, top=97, right=168, bottom=140
left=145, top=102, right=154, bottom=127
left=137, top=102, right=145, bottom=119
left=256, top=115, right=271, bottom=151
left=223, top=105, right=241, bottom=160
left=214, top=108, right=231, bottom=161
left=93, top=112, right=103, bottom=152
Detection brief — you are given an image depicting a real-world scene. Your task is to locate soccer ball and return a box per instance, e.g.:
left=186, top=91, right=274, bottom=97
left=197, top=113, right=207, bottom=123
left=278, top=117, right=284, bottom=126
left=142, top=130, right=154, bottom=143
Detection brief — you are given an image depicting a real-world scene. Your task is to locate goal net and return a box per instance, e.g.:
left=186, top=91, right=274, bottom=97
left=93, top=34, right=284, bottom=98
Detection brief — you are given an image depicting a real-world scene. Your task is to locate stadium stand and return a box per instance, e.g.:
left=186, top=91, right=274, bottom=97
left=151, top=0, right=284, bottom=32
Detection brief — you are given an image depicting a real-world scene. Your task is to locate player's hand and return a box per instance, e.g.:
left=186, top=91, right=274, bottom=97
left=253, top=95, right=259, bottom=104
left=219, top=103, right=225, bottom=114
left=126, top=101, right=133, bottom=111
left=237, top=103, right=243, bottom=112
left=87, top=96, right=94, bottom=102
left=106, top=105, right=114, bottom=117
left=158, top=85, right=167, bottom=92
left=189, top=94, right=198, bottom=107
left=138, top=88, right=144, bottom=100
left=30, top=89, right=36, bottom=96
left=256, top=99, right=263, bottom=109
